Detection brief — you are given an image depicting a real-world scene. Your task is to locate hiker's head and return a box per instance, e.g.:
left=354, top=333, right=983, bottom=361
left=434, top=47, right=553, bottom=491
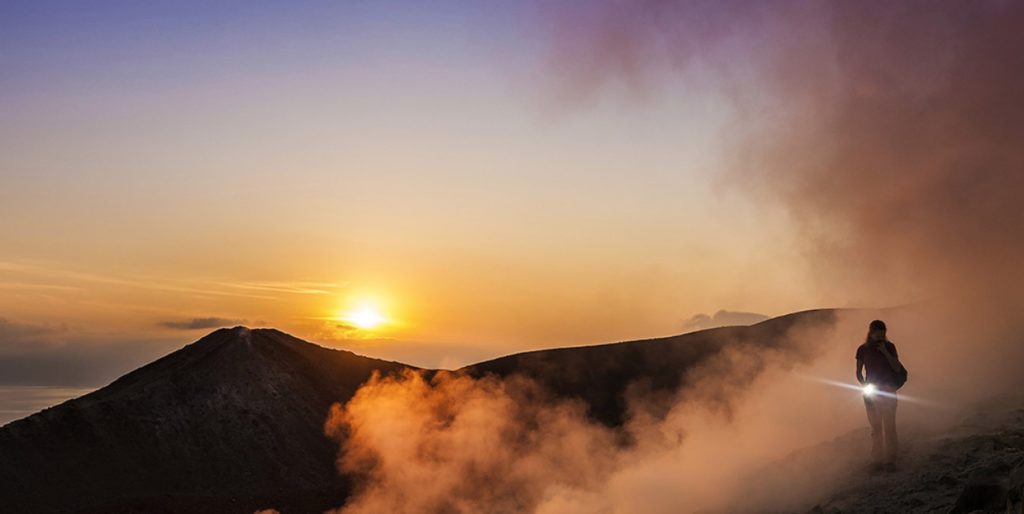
left=867, top=319, right=887, bottom=342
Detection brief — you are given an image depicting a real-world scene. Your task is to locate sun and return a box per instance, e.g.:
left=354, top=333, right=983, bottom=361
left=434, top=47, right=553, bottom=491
left=340, top=305, right=386, bottom=330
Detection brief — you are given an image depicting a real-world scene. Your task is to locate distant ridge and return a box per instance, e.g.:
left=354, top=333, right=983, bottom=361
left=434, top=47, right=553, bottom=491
left=0, top=310, right=838, bottom=513
left=463, top=309, right=837, bottom=426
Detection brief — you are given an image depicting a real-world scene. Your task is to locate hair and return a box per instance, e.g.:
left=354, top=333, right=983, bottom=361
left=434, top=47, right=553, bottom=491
left=865, top=319, right=888, bottom=344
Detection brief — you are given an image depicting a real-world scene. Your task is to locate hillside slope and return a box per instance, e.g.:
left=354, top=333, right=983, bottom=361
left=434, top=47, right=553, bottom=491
left=0, top=327, right=412, bottom=513
left=808, top=399, right=1024, bottom=514
left=463, top=309, right=837, bottom=426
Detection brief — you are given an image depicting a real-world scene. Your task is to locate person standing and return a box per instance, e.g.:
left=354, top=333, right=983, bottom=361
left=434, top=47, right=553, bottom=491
left=855, top=319, right=907, bottom=469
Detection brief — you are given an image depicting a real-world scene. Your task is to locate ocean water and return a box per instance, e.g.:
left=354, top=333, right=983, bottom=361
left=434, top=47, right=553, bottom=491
left=0, top=386, right=95, bottom=426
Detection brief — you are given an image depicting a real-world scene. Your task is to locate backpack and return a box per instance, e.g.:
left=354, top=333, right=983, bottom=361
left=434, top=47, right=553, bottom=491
left=894, top=360, right=909, bottom=390
left=882, top=340, right=909, bottom=390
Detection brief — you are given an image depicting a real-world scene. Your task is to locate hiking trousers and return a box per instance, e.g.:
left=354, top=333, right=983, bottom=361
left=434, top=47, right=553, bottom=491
left=864, top=385, right=898, bottom=463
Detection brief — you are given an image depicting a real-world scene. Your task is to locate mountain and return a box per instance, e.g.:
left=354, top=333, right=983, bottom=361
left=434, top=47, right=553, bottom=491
left=0, top=327, right=413, bottom=514
left=0, top=311, right=836, bottom=513
left=463, top=308, right=836, bottom=426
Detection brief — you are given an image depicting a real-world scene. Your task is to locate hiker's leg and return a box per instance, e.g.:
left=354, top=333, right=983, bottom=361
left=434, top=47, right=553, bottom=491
left=865, top=396, right=884, bottom=463
left=882, top=394, right=898, bottom=462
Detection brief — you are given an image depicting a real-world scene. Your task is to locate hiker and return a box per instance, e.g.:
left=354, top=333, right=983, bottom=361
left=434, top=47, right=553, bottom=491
left=855, top=319, right=907, bottom=469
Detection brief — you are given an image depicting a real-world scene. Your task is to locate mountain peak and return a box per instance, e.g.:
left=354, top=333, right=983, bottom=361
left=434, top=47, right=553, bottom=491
left=190, top=325, right=290, bottom=351
left=228, top=325, right=251, bottom=336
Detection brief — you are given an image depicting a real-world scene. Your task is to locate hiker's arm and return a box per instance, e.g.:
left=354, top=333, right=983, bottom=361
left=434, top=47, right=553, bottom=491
left=856, top=358, right=865, bottom=385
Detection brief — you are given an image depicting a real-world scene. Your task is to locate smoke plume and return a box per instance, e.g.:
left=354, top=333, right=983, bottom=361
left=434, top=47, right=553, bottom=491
left=548, top=0, right=1024, bottom=312
left=324, top=370, right=618, bottom=514
left=322, top=2, right=1024, bottom=512
left=545, top=0, right=1024, bottom=394
left=324, top=317, right=857, bottom=514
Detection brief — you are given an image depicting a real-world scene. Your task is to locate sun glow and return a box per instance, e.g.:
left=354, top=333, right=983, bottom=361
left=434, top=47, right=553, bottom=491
left=340, top=304, right=387, bottom=330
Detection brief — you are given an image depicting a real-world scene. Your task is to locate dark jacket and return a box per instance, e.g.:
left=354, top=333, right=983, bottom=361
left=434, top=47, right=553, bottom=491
left=856, top=340, right=901, bottom=388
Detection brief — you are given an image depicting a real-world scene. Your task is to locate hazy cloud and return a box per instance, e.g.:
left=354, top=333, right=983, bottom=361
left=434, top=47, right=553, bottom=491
left=324, top=370, right=620, bottom=514
left=545, top=0, right=1024, bottom=389
left=323, top=316, right=844, bottom=514
left=311, top=4, right=1024, bottom=513
left=0, top=318, right=64, bottom=342
left=547, top=0, right=1024, bottom=312
left=159, top=317, right=247, bottom=330
left=215, top=281, right=348, bottom=295
left=682, top=310, right=769, bottom=332
left=0, top=321, right=181, bottom=387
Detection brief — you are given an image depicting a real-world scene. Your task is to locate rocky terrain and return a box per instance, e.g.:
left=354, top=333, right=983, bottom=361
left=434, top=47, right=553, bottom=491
left=732, top=395, right=1024, bottom=514
left=810, top=399, right=1024, bottom=514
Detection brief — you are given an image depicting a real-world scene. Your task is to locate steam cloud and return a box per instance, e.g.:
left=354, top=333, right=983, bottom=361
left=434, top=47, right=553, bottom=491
left=545, top=0, right=1024, bottom=398
left=322, top=2, right=1024, bottom=513
left=324, top=371, right=618, bottom=514
left=548, top=0, right=1024, bottom=312
left=324, top=318, right=849, bottom=514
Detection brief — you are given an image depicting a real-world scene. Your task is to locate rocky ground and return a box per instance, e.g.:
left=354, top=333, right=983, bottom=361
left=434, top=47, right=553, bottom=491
left=800, top=398, right=1024, bottom=514
left=730, top=395, right=1024, bottom=514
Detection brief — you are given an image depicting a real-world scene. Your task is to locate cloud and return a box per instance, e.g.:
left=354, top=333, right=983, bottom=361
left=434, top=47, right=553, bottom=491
left=324, top=370, right=620, bottom=514
left=0, top=318, right=181, bottom=387
left=0, top=259, right=347, bottom=301
left=159, top=317, right=246, bottom=330
left=681, top=310, right=769, bottom=332
left=215, top=281, right=348, bottom=295
left=312, top=4, right=1024, bottom=513
left=546, top=0, right=1024, bottom=313
left=0, top=318, right=64, bottom=343
left=321, top=304, right=1024, bottom=514
left=543, top=0, right=1024, bottom=393
left=321, top=315, right=846, bottom=514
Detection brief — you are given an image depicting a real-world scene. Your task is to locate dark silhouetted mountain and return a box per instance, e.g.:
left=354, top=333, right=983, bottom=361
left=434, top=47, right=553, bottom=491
left=462, top=309, right=836, bottom=426
left=0, top=310, right=838, bottom=513
left=0, top=327, right=413, bottom=514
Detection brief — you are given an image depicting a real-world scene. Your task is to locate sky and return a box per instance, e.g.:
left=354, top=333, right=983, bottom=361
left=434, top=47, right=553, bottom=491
left=6, top=0, right=1017, bottom=390
left=0, top=0, right=818, bottom=384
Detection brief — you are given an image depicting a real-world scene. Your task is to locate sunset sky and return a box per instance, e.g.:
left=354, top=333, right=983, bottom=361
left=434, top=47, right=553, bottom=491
left=4, top=3, right=1024, bottom=511
left=1, top=0, right=952, bottom=388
